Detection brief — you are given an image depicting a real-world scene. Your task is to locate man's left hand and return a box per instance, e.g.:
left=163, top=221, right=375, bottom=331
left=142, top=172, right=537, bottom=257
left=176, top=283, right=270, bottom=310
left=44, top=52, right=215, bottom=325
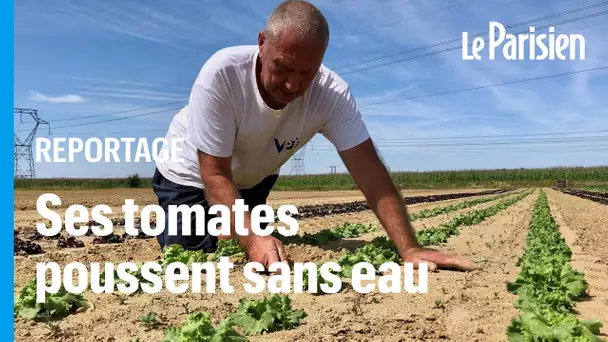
left=400, top=246, right=479, bottom=272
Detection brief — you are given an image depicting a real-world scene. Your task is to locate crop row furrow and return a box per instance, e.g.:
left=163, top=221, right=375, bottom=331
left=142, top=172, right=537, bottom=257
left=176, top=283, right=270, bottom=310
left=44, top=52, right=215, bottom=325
left=282, top=189, right=533, bottom=294
left=275, top=190, right=520, bottom=247
left=334, top=189, right=534, bottom=278
left=290, top=189, right=509, bottom=219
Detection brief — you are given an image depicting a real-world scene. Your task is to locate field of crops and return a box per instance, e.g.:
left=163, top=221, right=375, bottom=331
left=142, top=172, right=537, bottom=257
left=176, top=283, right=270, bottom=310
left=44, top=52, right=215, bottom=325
left=12, top=186, right=608, bottom=341
left=14, top=165, right=608, bottom=190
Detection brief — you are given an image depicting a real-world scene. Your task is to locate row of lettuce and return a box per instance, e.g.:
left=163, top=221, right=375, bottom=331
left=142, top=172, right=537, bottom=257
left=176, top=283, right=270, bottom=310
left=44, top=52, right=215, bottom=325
left=505, top=190, right=604, bottom=341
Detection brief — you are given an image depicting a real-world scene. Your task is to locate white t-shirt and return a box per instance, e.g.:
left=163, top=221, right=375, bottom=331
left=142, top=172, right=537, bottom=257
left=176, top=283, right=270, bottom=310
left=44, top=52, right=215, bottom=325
left=156, top=45, right=370, bottom=189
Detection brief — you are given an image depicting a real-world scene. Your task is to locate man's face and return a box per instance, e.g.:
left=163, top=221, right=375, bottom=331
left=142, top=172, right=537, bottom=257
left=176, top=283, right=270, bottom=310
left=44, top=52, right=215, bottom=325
left=258, top=29, right=326, bottom=106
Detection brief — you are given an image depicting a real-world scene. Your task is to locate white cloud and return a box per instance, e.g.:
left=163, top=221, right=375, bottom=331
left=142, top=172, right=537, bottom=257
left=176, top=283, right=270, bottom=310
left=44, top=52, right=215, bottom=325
left=29, top=91, right=87, bottom=104
left=67, top=3, right=195, bottom=51
left=80, top=87, right=187, bottom=102
left=47, top=0, right=264, bottom=51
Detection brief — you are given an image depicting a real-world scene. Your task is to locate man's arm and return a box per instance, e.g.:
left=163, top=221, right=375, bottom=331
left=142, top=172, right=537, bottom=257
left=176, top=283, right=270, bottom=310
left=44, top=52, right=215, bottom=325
left=337, top=139, right=418, bottom=256
left=184, top=76, right=289, bottom=270
left=338, top=138, right=477, bottom=272
left=197, top=152, right=242, bottom=237
left=197, top=151, right=290, bottom=268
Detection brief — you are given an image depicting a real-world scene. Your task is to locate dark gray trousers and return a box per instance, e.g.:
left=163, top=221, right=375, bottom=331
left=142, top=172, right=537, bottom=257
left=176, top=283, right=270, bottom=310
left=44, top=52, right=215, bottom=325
left=151, top=168, right=278, bottom=252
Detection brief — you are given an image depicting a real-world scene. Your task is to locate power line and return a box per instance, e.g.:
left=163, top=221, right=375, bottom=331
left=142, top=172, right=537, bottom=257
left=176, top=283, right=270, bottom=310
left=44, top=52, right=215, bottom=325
left=41, top=129, right=608, bottom=143
left=334, top=1, right=608, bottom=71
left=49, top=100, right=185, bottom=122
left=39, top=2, right=606, bottom=129
left=14, top=108, right=50, bottom=179
left=36, top=128, right=168, bottom=137
left=355, top=129, right=608, bottom=141
left=358, top=141, right=608, bottom=149
left=358, top=66, right=608, bottom=107
left=40, top=107, right=182, bottom=131
left=290, top=146, right=307, bottom=175
left=341, top=10, right=608, bottom=75
left=42, top=0, right=477, bottom=102
left=340, top=12, right=607, bottom=75
left=312, top=134, right=608, bottom=146
left=333, top=0, right=479, bottom=40
left=313, top=140, right=608, bottom=151
left=312, top=146, right=608, bottom=154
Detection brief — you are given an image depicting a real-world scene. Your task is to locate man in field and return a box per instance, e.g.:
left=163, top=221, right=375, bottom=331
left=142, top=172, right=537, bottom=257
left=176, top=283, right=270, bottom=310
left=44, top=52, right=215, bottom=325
left=153, top=0, right=476, bottom=272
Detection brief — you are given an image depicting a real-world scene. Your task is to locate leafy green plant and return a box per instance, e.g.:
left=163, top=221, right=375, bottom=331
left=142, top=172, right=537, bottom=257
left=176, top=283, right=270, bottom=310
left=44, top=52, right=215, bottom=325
left=14, top=278, right=90, bottom=321
left=160, top=245, right=209, bottom=269
left=161, top=312, right=245, bottom=342
left=160, top=294, right=306, bottom=340
left=409, top=191, right=517, bottom=221
left=139, top=311, right=161, bottom=329
left=337, top=243, right=401, bottom=278
left=161, top=240, right=245, bottom=268
left=331, top=222, right=377, bottom=238
left=276, top=192, right=521, bottom=249
left=414, top=190, right=533, bottom=247
left=275, top=222, right=377, bottom=246
left=506, top=190, right=604, bottom=341
left=229, top=294, right=307, bottom=336
left=335, top=190, right=533, bottom=279
left=210, top=239, right=245, bottom=261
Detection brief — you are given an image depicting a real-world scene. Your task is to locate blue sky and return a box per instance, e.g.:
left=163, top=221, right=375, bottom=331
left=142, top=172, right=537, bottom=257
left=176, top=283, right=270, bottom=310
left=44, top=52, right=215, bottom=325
left=14, top=0, right=608, bottom=178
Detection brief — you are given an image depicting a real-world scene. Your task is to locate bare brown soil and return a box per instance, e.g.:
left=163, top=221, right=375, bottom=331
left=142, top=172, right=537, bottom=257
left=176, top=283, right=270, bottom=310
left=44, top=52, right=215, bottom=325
left=545, top=189, right=608, bottom=334
left=13, top=188, right=607, bottom=341
left=15, top=189, right=536, bottom=341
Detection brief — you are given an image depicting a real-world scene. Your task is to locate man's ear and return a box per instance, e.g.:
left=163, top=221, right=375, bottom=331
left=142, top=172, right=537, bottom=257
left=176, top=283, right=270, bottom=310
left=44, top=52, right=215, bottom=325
left=258, top=31, right=265, bottom=53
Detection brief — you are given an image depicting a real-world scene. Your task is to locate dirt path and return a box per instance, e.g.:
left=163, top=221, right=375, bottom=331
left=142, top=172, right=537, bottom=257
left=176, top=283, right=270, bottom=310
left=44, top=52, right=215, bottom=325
left=545, top=188, right=608, bottom=263
left=545, top=188, right=608, bottom=334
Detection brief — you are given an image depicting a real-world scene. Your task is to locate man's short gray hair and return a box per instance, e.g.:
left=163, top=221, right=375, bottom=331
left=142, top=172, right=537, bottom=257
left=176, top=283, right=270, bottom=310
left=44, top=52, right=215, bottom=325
left=264, top=0, right=329, bottom=45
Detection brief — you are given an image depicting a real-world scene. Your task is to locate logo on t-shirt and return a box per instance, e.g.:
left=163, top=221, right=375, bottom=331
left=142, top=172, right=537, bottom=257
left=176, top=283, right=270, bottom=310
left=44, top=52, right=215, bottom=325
left=274, top=137, right=300, bottom=153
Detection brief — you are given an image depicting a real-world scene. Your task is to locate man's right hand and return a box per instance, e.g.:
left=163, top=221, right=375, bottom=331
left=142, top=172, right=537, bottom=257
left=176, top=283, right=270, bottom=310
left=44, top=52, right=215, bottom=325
left=240, top=235, right=290, bottom=273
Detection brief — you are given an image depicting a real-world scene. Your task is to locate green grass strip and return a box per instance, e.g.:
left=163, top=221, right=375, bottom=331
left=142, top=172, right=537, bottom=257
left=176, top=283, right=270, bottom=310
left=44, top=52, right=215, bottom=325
left=505, top=190, right=604, bottom=341
left=274, top=222, right=378, bottom=246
